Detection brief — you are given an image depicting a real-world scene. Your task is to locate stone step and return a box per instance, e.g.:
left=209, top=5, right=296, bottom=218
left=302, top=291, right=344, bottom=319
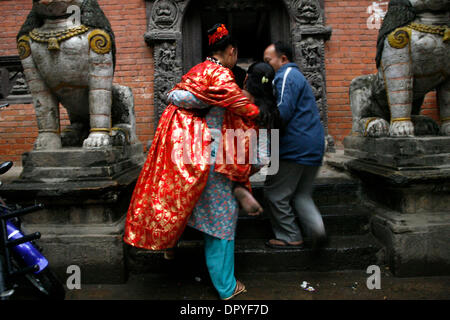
left=251, top=175, right=361, bottom=208
left=181, top=205, right=371, bottom=241
left=126, top=234, right=381, bottom=275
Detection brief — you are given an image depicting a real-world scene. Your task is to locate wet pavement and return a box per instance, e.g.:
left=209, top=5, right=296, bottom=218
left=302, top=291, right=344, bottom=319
left=65, top=269, right=450, bottom=300
left=3, top=165, right=449, bottom=302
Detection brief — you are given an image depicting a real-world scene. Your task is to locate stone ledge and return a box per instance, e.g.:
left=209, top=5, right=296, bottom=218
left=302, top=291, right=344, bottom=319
left=18, top=144, right=145, bottom=183
left=371, top=210, right=450, bottom=277
left=344, top=136, right=450, bottom=169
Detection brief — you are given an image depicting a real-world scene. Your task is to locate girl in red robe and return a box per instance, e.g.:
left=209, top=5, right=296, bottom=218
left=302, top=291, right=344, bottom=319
left=124, top=24, right=264, bottom=300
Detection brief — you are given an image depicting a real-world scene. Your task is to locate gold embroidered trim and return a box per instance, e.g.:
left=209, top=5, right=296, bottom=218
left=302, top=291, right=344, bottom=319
left=29, top=25, right=90, bottom=51
left=441, top=117, right=450, bottom=123
left=88, top=30, right=112, bottom=55
left=391, top=117, right=411, bottom=123
left=17, top=35, right=31, bottom=60
left=388, top=27, right=412, bottom=49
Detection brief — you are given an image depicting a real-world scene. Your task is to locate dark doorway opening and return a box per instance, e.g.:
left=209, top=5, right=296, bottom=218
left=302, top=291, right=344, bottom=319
left=182, top=0, right=290, bottom=73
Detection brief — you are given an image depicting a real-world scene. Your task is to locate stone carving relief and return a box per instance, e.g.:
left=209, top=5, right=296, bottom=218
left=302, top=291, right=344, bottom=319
left=154, top=42, right=182, bottom=120
left=295, top=35, right=329, bottom=147
left=305, top=72, right=324, bottom=100
left=9, top=72, right=30, bottom=96
left=293, top=0, right=323, bottom=24
left=17, top=0, right=139, bottom=150
left=298, top=37, right=322, bottom=70
left=349, top=0, right=450, bottom=138
left=0, top=56, right=32, bottom=104
left=151, top=0, right=179, bottom=29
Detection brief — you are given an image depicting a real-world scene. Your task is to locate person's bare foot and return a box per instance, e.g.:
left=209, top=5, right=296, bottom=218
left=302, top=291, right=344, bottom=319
left=234, top=186, right=263, bottom=216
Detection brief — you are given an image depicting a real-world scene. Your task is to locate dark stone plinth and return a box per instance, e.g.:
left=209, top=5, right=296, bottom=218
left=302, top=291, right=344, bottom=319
left=371, top=209, right=450, bottom=277
left=19, top=143, right=145, bottom=183
left=1, top=144, right=146, bottom=284
left=344, top=136, right=450, bottom=170
left=342, top=136, right=450, bottom=277
left=343, top=136, right=450, bottom=213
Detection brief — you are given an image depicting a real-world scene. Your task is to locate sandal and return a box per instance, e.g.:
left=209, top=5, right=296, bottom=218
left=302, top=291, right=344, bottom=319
left=265, top=239, right=304, bottom=249
left=223, top=280, right=247, bottom=300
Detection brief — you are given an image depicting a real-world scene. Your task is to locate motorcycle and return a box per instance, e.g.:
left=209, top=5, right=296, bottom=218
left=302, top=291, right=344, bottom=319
left=0, top=161, right=65, bottom=300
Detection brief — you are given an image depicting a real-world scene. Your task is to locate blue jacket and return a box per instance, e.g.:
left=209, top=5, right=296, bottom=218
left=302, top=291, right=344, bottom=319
left=274, top=63, right=325, bottom=166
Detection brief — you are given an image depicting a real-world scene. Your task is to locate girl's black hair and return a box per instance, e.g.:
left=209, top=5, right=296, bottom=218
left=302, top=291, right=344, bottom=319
left=207, top=23, right=237, bottom=55
left=245, top=62, right=282, bottom=130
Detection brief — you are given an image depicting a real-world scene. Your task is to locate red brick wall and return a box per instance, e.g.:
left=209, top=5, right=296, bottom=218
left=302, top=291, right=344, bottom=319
left=0, top=0, right=154, bottom=162
left=0, top=0, right=440, bottom=162
left=324, top=0, right=438, bottom=145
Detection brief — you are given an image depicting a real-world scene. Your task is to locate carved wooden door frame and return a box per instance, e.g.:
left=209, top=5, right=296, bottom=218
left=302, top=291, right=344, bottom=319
left=145, top=0, right=333, bottom=149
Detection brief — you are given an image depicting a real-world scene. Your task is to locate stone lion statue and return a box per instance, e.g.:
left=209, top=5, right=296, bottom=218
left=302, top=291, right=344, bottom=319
left=17, top=0, right=138, bottom=149
left=350, top=0, right=449, bottom=137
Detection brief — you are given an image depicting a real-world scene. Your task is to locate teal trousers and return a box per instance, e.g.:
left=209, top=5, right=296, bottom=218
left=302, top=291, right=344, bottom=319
left=204, top=233, right=236, bottom=299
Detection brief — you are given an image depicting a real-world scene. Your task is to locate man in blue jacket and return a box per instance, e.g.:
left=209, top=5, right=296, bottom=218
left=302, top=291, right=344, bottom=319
left=263, top=41, right=326, bottom=249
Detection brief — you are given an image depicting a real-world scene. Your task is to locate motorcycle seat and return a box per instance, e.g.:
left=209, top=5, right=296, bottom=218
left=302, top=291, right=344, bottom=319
left=0, top=161, right=13, bottom=175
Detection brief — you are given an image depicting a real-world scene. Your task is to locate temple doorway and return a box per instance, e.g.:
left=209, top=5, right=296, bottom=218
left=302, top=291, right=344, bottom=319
left=181, top=0, right=290, bottom=73
left=146, top=0, right=331, bottom=145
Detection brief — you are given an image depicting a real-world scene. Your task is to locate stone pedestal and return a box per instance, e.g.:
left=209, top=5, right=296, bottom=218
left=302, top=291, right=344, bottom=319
left=20, top=144, right=144, bottom=183
left=1, top=144, right=145, bottom=284
left=343, top=136, right=450, bottom=277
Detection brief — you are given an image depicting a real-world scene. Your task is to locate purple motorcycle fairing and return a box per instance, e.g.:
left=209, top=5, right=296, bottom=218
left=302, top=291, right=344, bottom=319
left=6, top=222, right=48, bottom=274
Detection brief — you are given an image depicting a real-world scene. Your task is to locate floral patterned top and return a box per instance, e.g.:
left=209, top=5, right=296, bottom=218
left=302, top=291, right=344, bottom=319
left=188, top=106, right=239, bottom=240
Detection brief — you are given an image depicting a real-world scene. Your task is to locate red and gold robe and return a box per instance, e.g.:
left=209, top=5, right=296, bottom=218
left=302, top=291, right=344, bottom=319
left=123, top=60, right=260, bottom=250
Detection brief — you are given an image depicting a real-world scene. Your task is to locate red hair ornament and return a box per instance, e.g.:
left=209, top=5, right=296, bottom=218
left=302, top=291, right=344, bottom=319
left=208, top=24, right=229, bottom=45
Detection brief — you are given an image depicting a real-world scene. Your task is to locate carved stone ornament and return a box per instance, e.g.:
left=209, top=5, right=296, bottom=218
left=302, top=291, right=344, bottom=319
left=154, top=42, right=182, bottom=119
left=293, top=0, right=322, bottom=25
left=299, top=37, right=322, bottom=70
left=151, top=0, right=179, bottom=29
left=305, top=71, right=324, bottom=100
left=0, top=56, right=32, bottom=104
left=16, top=0, right=139, bottom=150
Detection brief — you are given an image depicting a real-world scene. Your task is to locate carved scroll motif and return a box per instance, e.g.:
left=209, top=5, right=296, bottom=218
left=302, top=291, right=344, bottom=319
left=154, top=42, right=182, bottom=120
